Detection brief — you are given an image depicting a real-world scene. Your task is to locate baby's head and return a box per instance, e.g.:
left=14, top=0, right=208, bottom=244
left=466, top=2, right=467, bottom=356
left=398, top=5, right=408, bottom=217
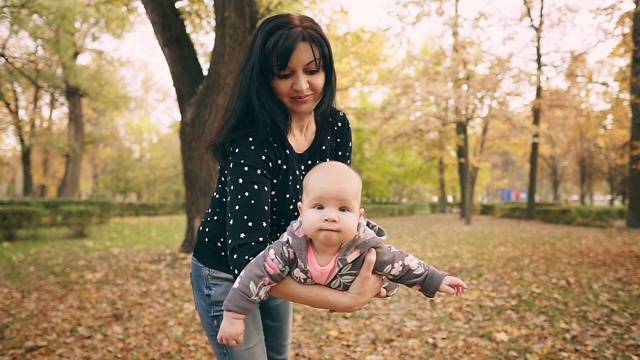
left=298, top=161, right=364, bottom=244
left=301, top=161, right=362, bottom=207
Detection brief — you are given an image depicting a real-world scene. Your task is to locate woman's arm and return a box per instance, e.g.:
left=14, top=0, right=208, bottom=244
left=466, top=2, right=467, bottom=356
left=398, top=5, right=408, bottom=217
left=224, top=137, right=275, bottom=276
left=268, top=249, right=384, bottom=312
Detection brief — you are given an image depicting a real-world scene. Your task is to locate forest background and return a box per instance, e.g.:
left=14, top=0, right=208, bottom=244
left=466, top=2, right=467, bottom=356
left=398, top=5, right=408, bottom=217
left=1, top=0, right=639, bottom=252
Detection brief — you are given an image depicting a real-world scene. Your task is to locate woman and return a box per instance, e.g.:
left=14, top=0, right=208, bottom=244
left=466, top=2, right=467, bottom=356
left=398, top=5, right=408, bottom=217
left=190, top=13, right=384, bottom=360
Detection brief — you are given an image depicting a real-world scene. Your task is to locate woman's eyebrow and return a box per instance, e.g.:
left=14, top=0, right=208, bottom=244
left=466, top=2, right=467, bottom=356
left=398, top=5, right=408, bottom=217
left=273, top=59, right=320, bottom=71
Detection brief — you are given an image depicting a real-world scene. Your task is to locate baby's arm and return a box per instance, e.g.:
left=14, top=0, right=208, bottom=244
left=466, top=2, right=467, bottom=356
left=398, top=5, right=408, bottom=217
left=223, top=239, right=293, bottom=315
left=217, top=311, right=246, bottom=346
left=373, top=244, right=467, bottom=298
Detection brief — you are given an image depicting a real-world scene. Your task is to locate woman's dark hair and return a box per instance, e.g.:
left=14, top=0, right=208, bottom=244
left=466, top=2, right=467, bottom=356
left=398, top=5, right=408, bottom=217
left=207, top=13, right=337, bottom=164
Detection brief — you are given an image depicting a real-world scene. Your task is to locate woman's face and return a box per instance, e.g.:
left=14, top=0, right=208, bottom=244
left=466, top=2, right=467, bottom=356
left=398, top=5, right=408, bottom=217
left=271, top=42, right=325, bottom=119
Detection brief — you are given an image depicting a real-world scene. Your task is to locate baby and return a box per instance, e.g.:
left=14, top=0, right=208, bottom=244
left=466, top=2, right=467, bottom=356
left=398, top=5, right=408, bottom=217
left=217, top=161, right=468, bottom=346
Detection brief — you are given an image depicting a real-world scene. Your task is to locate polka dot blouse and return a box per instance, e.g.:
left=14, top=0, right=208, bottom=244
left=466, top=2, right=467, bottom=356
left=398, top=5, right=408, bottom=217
left=192, top=109, right=353, bottom=277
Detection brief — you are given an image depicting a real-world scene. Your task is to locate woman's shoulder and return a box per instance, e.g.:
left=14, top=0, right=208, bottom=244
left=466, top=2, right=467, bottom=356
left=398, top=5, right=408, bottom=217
left=330, top=107, right=349, bottom=122
left=229, top=131, right=281, bottom=148
left=228, top=132, right=286, bottom=161
left=327, top=107, right=351, bottom=134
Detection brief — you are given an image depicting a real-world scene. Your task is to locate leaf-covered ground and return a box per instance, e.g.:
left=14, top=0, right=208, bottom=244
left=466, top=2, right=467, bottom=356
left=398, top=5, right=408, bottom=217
left=1, top=214, right=639, bottom=359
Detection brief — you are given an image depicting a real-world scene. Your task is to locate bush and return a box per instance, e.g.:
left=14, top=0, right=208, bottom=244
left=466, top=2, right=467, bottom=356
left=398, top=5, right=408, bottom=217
left=428, top=202, right=441, bottom=214
left=0, top=206, right=43, bottom=241
left=573, top=207, right=620, bottom=228
left=110, top=202, right=184, bottom=217
left=58, top=205, right=99, bottom=238
left=479, top=204, right=497, bottom=215
left=492, top=203, right=622, bottom=228
left=40, top=200, right=112, bottom=226
left=365, top=203, right=416, bottom=218
left=496, top=203, right=528, bottom=219
left=536, top=207, right=578, bottom=225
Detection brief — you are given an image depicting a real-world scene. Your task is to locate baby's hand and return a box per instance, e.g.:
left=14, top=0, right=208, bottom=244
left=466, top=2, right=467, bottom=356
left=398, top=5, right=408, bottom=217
left=438, top=276, right=468, bottom=296
left=217, top=312, right=246, bottom=347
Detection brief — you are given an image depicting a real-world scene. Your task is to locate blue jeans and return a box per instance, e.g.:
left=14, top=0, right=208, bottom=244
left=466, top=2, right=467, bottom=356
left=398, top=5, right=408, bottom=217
left=190, top=257, right=292, bottom=360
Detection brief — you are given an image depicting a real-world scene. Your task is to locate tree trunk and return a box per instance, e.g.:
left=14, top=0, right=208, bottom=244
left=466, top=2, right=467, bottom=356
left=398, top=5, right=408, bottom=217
left=20, top=143, right=33, bottom=197
left=456, top=121, right=471, bottom=225
left=541, top=154, right=561, bottom=203
left=579, top=155, right=587, bottom=205
left=628, top=0, right=640, bottom=228
left=451, top=0, right=471, bottom=225
left=13, top=116, right=33, bottom=197
left=142, top=0, right=258, bottom=252
left=550, top=157, right=561, bottom=202
left=438, top=154, right=447, bottom=213
left=4, top=84, right=34, bottom=197
left=527, top=118, right=540, bottom=218
left=469, top=113, right=491, bottom=208
left=57, top=85, right=84, bottom=199
left=463, top=131, right=471, bottom=225
left=91, top=144, right=100, bottom=198
left=525, top=0, right=544, bottom=220
left=608, top=170, right=615, bottom=206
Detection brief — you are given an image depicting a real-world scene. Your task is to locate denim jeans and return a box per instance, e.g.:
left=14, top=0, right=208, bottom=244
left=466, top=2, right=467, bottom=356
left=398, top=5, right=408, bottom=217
left=190, top=257, right=292, bottom=360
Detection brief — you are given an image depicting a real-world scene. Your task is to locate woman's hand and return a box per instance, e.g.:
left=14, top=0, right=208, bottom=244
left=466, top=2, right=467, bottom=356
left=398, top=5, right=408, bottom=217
left=333, top=248, right=385, bottom=312
left=268, top=248, right=384, bottom=312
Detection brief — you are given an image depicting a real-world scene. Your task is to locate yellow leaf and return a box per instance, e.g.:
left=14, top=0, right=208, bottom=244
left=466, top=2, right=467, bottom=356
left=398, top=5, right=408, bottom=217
left=406, top=338, right=421, bottom=348
left=493, top=331, right=509, bottom=342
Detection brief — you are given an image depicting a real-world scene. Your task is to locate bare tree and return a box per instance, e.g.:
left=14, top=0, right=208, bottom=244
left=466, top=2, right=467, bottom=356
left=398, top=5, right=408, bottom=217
left=524, top=0, right=544, bottom=219
left=628, top=0, right=640, bottom=228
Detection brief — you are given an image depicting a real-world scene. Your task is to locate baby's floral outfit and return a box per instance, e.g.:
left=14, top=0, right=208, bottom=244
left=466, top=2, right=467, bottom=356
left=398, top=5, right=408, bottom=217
left=223, top=217, right=447, bottom=315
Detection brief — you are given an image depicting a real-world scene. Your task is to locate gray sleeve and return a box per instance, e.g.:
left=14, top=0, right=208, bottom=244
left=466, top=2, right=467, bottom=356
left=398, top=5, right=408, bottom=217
left=372, top=243, right=447, bottom=298
left=222, top=239, right=295, bottom=314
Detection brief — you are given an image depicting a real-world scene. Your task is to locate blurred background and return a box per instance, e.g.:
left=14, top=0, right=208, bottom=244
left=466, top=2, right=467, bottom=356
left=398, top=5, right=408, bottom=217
left=1, top=0, right=637, bottom=248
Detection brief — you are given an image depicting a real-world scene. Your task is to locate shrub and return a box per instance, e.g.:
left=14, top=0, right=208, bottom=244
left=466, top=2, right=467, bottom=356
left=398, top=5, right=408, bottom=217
left=493, top=203, right=622, bottom=228
left=110, top=202, right=184, bottom=217
left=496, top=203, right=528, bottom=219
left=428, top=202, right=441, bottom=214
left=0, top=206, right=43, bottom=241
left=365, top=203, right=416, bottom=218
left=573, top=207, right=620, bottom=228
left=536, top=207, right=578, bottom=225
left=479, top=204, right=497, bottom=215
left=58, top=205, right=99, bottom=238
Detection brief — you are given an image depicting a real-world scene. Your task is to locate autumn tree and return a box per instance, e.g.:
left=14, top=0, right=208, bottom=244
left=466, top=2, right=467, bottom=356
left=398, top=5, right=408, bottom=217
left=53, top=0, right=133, bottom=198
left=381, top=0, right=511, bottom=221
left=537, top=88, right=572, bottom=203
left=1, top=0, right=134, bottom=199
left=0, top=1, right=59, bottom=197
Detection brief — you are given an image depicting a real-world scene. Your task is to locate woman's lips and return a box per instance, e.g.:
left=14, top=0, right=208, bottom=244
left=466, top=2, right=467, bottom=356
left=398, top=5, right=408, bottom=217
left=292, top=95, right=311, bottom=103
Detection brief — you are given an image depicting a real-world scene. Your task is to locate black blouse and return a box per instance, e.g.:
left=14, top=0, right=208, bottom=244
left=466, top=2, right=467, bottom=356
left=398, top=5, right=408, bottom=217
left=192, top=108, right=352, bottom=277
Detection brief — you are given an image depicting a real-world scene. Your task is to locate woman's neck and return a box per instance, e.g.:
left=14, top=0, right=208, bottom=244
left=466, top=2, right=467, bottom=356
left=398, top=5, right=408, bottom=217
left=287, top=113, right=316, bottom=153
left=289, top=112, right=315, bottom=135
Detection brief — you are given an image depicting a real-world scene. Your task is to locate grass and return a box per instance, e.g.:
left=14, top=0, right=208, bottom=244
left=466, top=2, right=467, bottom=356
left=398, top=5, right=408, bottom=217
left=1, top=214, right=639, bottom=359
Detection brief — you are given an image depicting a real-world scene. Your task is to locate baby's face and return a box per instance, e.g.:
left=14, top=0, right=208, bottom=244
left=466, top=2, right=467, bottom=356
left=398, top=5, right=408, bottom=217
left=297, top=181, right=362, bottom=248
